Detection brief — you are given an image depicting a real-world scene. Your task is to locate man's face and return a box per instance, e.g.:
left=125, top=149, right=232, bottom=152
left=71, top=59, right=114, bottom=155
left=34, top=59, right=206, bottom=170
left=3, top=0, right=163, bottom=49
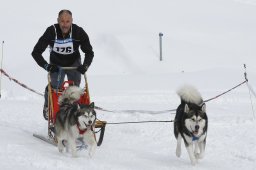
left=58, top=12, right=73, bottom=35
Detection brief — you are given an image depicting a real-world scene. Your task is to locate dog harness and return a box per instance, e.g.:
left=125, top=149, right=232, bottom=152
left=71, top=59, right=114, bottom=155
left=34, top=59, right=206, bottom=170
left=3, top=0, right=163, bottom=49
left=52, top=25, right=74, bottom=55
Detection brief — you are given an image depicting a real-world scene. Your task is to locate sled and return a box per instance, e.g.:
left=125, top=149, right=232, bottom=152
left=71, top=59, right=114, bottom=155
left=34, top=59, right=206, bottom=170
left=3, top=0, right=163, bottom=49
left=34, top=67, right=106, bottom=147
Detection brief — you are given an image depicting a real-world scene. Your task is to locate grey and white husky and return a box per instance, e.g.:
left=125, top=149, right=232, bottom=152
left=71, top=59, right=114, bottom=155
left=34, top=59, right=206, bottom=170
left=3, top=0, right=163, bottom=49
left=174, top=85, right=208, bottom=165
left=55, top=86, right=97, bottom=157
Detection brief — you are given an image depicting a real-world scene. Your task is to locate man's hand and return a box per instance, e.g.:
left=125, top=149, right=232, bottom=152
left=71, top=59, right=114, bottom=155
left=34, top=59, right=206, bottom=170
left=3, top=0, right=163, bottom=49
left=77, top=65, right=88, bottom=74
left=44, top=64, right=59, bottom=73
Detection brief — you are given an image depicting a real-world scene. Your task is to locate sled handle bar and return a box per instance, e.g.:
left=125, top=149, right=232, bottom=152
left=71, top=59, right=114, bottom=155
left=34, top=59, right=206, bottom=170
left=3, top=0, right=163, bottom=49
left=58, top=66, right=77, bottom=70
left=47, top=67, right=88, bottom=82
left=59, top=67, right=87, bottom=81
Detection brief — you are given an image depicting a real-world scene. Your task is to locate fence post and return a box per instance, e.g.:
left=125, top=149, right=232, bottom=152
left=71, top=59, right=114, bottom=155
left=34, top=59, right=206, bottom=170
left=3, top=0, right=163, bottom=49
left=159, top=32, right=163, bottom=61
left=0, top=41, right=4, bottom=98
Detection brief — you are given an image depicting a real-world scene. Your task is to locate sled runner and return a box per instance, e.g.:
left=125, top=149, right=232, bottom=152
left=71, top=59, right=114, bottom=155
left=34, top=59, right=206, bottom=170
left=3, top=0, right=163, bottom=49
left=34, top=67, right=106, bottom=147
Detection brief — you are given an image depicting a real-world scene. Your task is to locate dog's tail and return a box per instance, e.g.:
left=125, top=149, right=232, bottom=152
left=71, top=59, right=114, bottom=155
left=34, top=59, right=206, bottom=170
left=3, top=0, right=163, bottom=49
left=177, top=85, right=203, bottom=105
left=58, top=86, right=84, bottom=105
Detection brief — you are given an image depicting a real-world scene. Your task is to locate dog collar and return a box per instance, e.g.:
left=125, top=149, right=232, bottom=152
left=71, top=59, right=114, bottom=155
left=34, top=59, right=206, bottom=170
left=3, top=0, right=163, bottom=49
left=184, top=127, right=202, bottom=141
left=192, top=136, right=199, bottom=141
left=77, top=124, right=87, bottom=135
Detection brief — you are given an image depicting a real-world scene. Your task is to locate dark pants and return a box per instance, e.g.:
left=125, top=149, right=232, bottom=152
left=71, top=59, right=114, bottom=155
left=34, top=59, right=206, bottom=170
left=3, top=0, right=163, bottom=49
left=44, top=59, right=81, bottom=107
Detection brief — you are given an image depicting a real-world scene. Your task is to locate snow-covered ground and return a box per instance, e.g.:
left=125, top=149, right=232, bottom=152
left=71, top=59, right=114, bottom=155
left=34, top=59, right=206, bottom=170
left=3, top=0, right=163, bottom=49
left=1, top=0, right=256, bottom=169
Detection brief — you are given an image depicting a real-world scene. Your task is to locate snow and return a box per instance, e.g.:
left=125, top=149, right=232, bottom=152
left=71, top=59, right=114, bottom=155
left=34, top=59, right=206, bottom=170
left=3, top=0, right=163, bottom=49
left=1, top=0, right=256, bottom=169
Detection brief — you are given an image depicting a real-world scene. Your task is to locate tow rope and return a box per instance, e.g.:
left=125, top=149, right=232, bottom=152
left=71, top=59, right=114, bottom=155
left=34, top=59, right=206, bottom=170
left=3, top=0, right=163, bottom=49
left=94, top=106, right=176, bottom=114
left=103, top=120, right=174, bottom=125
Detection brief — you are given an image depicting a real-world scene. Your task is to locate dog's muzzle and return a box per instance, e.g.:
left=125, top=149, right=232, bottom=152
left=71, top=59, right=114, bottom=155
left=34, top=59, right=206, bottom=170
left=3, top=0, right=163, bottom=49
left=192, top=125, right=199, bottom=135
left=84, top=120, right=94, bottom=128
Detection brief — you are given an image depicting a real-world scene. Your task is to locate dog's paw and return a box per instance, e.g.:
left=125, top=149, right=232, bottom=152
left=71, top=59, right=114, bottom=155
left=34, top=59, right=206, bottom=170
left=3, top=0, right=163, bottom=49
left=88, top=148, right=96, bottom=158
left=195, top=153, right=204, bottom=159
left=88, top=146, right=96, bottom=158
left=190, top=158, right=197, bottom=166
left=176, top=148, right=181, bottom=157
left=58, top=148, right=63, bottom=153
left=72, top=154, right=78, bottom=158
left=195, top=153, right=199, bottom=158
left=88, top=151, right=94, bottom=158
left=57, top=141, right=65, bottom=153
left=71, top=152, right=78, bottom=158
left=191, top=161, right=196, bottom=166
left=71, top=147, right=78, bottom=157
left=57, top=144, right=64, bottom=153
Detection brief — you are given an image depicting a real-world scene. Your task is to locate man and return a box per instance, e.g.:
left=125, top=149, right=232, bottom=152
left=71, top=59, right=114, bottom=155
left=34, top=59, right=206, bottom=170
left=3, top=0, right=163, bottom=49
left=32, top=9, right=94, bottom=120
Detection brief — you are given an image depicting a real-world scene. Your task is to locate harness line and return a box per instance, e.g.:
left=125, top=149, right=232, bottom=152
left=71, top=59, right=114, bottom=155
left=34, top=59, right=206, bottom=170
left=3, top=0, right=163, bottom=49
left=97, top=119, right=174, bottom=125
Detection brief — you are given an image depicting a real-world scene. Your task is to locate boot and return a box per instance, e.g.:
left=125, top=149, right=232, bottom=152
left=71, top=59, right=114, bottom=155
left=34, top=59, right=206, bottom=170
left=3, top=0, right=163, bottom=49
left=43, top=105, right=48, bottom=120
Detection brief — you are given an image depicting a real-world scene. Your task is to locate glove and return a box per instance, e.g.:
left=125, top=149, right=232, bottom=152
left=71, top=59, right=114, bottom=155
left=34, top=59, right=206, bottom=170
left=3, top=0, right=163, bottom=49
left=77, top=65, right=88, bottom=74
left=44, top=64, right=59, bottom=73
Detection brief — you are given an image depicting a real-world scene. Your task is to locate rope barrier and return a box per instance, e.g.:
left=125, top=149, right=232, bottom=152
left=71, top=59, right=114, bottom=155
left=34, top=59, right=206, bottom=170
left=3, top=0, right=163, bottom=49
left=95, top=79, right=248, bottom=114
left=0, top=68, right=44, bottom=96
left=246, top=82, right=256, bottom=119
left=203, top=80, right=247, bottom=103
left=247, top=83, right=256, bottom=99
left=0, top=66, right=254, bottom=119
left=1, top=67, right=248, bottom=114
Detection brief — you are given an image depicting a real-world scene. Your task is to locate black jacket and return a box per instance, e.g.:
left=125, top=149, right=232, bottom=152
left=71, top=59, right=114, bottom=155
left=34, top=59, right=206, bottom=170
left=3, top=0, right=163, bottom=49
left=32, top=24, right=94, bottom=68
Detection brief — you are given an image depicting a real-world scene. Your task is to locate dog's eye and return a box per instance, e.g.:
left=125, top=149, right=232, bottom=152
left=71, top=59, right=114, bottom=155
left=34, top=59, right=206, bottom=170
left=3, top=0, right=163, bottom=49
left=191, top=118, right=196, bottom=122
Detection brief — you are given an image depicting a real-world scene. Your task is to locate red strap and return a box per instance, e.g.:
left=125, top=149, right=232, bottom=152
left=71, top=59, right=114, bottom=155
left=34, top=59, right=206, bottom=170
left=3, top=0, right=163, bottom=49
left=77, top=124, right=87, bottom=135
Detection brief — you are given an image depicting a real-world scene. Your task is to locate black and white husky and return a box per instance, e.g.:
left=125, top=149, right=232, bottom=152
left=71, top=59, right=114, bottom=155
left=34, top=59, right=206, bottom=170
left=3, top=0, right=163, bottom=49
left=55, top=86, right=97, bottom=158
left=174, top=85, right=208, bottom=165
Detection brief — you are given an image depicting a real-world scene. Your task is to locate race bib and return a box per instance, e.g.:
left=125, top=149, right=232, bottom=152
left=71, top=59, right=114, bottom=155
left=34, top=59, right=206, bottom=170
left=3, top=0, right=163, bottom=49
left=53, top=38, right=74, bottom=55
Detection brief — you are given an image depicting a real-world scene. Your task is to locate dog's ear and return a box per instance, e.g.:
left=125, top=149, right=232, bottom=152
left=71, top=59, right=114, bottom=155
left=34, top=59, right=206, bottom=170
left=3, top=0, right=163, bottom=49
left=201, top=103, right=206, bottom=113
left=184, top=104, right=190, bottom=113
left=89, top=102, right=95, bottom=108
